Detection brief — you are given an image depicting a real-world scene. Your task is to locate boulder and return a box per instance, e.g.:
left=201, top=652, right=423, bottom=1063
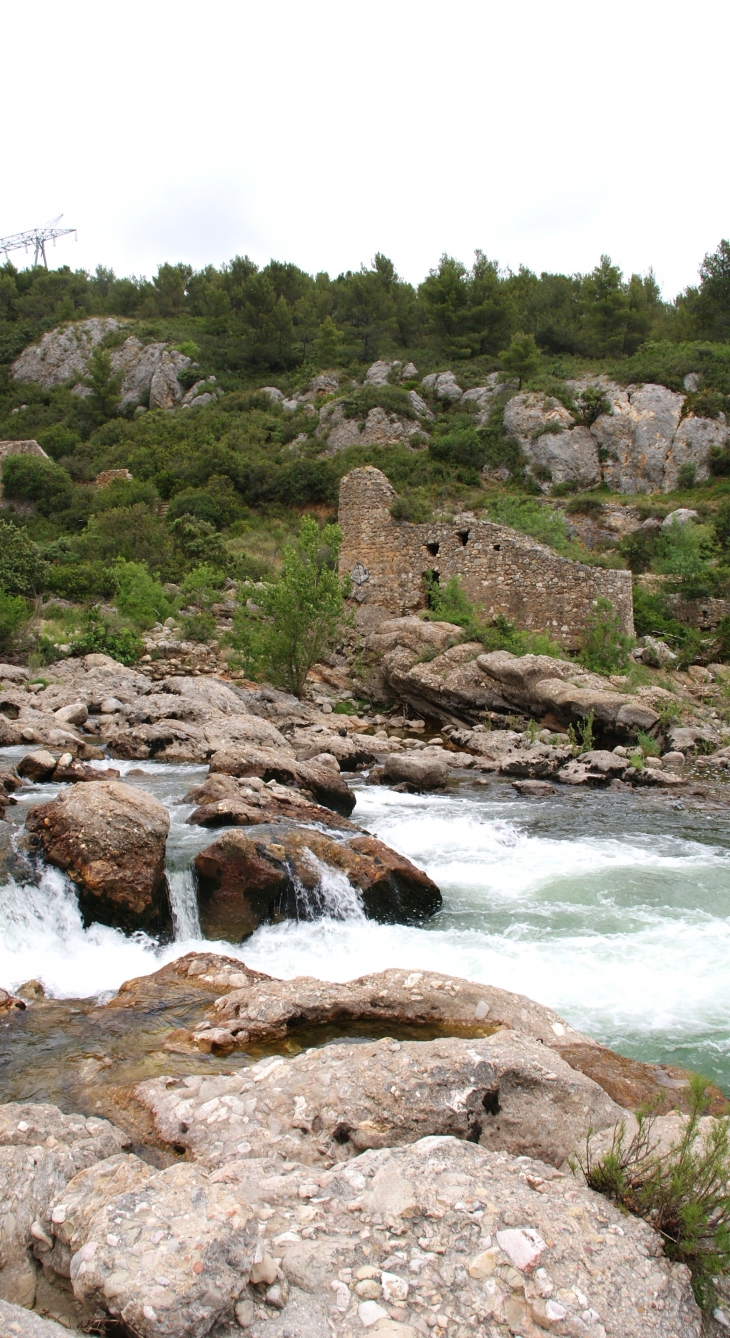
left=17, top=750, right=57, bottom=782
left=209, top=746, right=356, bottom=815
left=287, top=725, right=375, bottom=769
left=637, top=635, right=678, bottom=667
left=0, top=822, right=34, bottom=884
left=0, top=1103, right=130, bottom=1307
left=0, top=664, right=30, bottom=683
left=512, top=779, right=556, bottom=796
left=662, top=507, right=700, bottom=528
left=420, top=370, right=462, bottom=401
left=319, top=402, right=425, bottom=453
left=0, top=1300, right=85, bottom=1336
left=137, top=1029, right=622, bottom=1171
left=364, top=359, right=396, bottom=385
left=193, top=825, right=441, bottom=939
left=43, top=1155, right=256, bottom=1338
left=11, top=318, right=121, bottom=388
left=382, top=750, right=449, bottom=789
left=25, top=781, right=171, bottom=934
left=183, top=773, right=357, bottom=833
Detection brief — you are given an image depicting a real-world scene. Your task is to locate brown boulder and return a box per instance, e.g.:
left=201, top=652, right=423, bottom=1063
left=382, top=749, right=449, bottom=789
left=17, top=749, right=58, bottom=781
left=26, top=781, right=171, bottom=934
left=193, top=824, right=441, bottom=940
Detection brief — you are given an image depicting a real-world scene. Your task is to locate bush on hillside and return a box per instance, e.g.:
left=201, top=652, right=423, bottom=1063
left=2, top=453, right=73, bottom=516
left=0, top=519, right=49, bottom=595
left=579, top=597, right=634, bottom=673
left=112, top=560, right=174, bottom=629
left=69, top=613, right=143, bottom=666
left=0, top=591, right=28, bottom=652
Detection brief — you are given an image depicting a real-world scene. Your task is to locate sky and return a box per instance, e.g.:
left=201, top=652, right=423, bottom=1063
left=3, top=0, right=729, bottom=299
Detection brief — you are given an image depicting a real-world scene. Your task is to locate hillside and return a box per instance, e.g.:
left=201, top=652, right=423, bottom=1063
left=0, top=244, right=730, bottom=674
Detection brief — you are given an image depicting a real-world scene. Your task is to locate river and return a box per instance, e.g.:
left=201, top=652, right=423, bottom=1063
left=1, top=747, right=729, bottom=1089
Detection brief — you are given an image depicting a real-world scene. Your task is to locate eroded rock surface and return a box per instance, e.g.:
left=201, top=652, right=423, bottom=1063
left=137, top=1030, right=621, bottom=1170
left=25, top=781, right=170, bottom=934
left=0, top=1104, right=130, bottom=1307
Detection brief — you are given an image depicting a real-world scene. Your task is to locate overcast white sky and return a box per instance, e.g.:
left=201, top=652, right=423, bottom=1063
left=3, top=0, right=728, bottom=298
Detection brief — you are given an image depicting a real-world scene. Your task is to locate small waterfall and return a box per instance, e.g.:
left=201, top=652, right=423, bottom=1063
left=292, top=852, right=365, bottom=922
left=168, top=869, right=202, bottom=940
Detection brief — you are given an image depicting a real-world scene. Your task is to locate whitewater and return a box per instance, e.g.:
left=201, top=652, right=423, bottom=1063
left=1, top=749, right=730, bottom=1087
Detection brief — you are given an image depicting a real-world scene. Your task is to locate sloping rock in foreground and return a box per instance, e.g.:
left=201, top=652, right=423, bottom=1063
left=0, top=1103, right=130, bottom=1308
left=41, top=1154, right=256, bottom=1338
left=193, top=826, right=441, bottom=940
left=0, top=1299, right=84, bottom=1336
left=137, top=1030, right=622, bottom=1170
left=42, top=1135, right=701, bottom=1338
left=25, top=781, right=170, bottom=934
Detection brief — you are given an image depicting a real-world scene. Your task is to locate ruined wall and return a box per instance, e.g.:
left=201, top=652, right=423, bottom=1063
left=338, top=466, right=634, bottom=646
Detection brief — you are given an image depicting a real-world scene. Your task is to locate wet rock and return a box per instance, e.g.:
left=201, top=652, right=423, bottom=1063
left=382, top=750, right=449, bottom=789
left=50, top=756, right=120, bottom=784
left=0, top=1103, right=130, bottom=1307
left=25, top=781, right=171, bottom=934
left=499, top=742, right=573, bottom=778
left=138, top=1028, right=621, bottom=1170
left=0, top=822, right=34, bottom=884
left=17, top=751, right=58, bottom=782
left=209, top=747, right=356, bottom=816
left=43, top=1155, right=257, bottom=1338
left=193, top=825, right=441, bottom=940
left=184, top=772, right=358, bottom=833
left=512, top=779, right=556, bottom=797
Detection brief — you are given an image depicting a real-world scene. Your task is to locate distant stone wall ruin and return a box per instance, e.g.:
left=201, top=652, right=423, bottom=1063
left=338, top=466, right=634, bottom=647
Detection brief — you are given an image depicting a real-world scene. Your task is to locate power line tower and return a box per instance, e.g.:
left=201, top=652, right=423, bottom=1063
left=0, top=215, right=76, bottom=269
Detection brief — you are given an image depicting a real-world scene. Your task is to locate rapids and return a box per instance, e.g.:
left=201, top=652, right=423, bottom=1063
left=1, top=745, right=729, bottom=1088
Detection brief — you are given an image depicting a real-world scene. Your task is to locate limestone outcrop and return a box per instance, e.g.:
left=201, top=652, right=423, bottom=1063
left=318, top=401, right=427, bottom=452
left=193, top=824, right=441, bottom=939
left=10, top=318, right=220, bottom=412
left=503, top=378, right=728, bottom=494
left=25, top=781, right=170, bottom=934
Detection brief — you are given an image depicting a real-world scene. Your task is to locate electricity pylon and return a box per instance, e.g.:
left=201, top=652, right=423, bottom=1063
left=0, top=216, right=76, bottom=269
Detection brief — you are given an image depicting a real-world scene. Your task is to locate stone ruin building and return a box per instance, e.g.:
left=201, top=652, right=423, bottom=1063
left=338, top=466, right=634, bottom=648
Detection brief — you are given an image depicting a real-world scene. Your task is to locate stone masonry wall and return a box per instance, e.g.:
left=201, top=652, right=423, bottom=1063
left=338, top=466, right=634, bottom=647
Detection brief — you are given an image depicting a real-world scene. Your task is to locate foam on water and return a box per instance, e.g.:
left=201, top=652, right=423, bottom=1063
left=1, top=752, right=729, bottom=1083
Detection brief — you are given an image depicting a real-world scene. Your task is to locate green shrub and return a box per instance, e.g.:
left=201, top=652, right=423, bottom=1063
left=480, top=495, right=573, bottom=553
left=340, top=385, right=415, bottom=420
left=69, top=614, right=143, bottom=665
left=180, top=564, right=226, bottom=609
left=580, top=597, right=634, bottom=673
left=655, top=519, right=718, bottom=598
left=232, top=516, right=350, bottom=697
left=565, top=494, right=605, bottom=516
left=45, top=561, right=114, bottom=601
left=429, top=427, right=487, bottom=472
left=677, top=462, right=697, bottom=490
left=389, top=491, right=433, bottom=523
left=637, top=729, right=660, bottom=756
left=112, top=560, right=174, bottom=629
left=573, top=1075, right=730, bottom=1311
left=0, top=519, right=49, bottom=595
left=576, top=386, right=611, bottom=425
left=498, top=332, right=541, bottom=387
left=0, top=591, right=28, bottom=651
left=180, top=610, right=216, bottom=642
left=2, top=454, right=73, bottom=516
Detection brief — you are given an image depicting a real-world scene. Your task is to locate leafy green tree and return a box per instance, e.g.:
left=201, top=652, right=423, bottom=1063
left=580, top=597, right=634, bottom=673
left=83, top=347, right=121, bottom=421
left=498, top=332, right=541, bottom=388
left=334, top=256, right=398, bottom=361
left=579, top=256, right=630, bottom=357
left=313, top=315, right=345, bottom=367
left=693, top=240, right=730, bottom=341
left=0, top=519, right=49, bottom=594
left=233, top=515, right=350, bottom=696
left=180, top=564, right=226, bottom=608
left=112, top=560, right=174, bottom=629
left=655, top=519, right=718, bottom=597
left=0, top=591, right=28, bottom=651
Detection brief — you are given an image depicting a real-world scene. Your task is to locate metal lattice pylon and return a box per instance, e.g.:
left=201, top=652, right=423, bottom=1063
left=0, top=215, right=76, bottom=268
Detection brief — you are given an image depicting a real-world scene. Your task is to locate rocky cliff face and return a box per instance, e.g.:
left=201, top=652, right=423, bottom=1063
left=11, top=318, right=222, bottom=412
left=505, top=377, right=727, bottom=494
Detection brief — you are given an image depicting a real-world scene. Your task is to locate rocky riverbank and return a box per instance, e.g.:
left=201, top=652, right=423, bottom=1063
left=2, top=955, right=728, bottom=1337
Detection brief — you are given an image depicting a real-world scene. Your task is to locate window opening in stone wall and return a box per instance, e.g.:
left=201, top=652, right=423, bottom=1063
left=425, top=541, right=439, bottom=556
left=493, top=544, right=501, bottom=551
left=457, top=530, right=470, bottom=546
